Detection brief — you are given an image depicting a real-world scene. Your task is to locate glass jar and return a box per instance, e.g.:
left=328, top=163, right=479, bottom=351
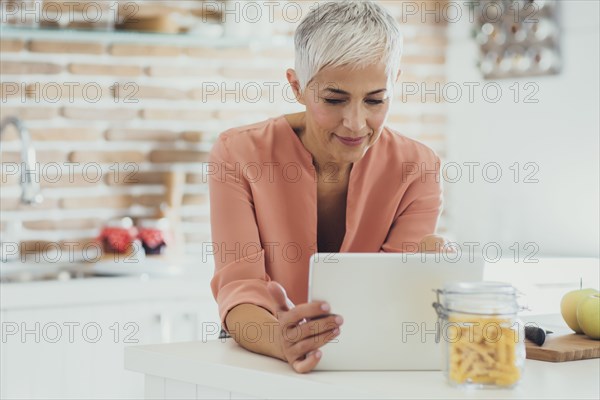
left=433, top=282, right=525, bottom=389
left=98, top=217, right=138, bottom=254
left=136, top=218, right=170, bottom=256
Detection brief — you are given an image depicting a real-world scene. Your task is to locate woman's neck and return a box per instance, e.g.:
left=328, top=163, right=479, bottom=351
left=284, top=112, right=353, bottom=180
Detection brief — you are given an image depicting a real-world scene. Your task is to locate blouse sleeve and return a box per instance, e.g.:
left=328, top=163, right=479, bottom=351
left=380, top=153, right=443, bottom=253
left=208, top=135, right=277, bottom=330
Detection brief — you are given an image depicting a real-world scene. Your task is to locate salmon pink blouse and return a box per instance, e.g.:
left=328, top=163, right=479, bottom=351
left=209, top=115, right=443, bottom=326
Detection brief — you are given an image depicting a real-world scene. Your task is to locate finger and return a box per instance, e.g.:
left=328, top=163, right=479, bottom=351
left=267, top=281, right=293, bottom=313
left=291, top=350, right=322, bottom=374
left=419, top=234, right=446, bottom=252
left=282, top=301, right=331, bottom=326
left=286, top=314, right=343, bottom=342
left=288, top=326, right=340, bottom=362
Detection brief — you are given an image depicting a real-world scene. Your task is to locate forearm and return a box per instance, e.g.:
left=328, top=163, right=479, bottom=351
left=225, top=303, right=285, bottom=361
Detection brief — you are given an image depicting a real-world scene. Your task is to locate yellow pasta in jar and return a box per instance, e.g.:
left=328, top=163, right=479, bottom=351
left=446, top=315, right=521, bottom=387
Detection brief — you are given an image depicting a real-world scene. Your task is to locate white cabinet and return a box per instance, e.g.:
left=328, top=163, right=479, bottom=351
left=143, top=376, right=258, bottom=400
left=1, top=286, right=219, bottom=399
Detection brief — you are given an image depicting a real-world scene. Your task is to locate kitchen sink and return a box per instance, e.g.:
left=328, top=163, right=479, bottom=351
left=0, top=263, right=124, bottom=283
left=0, top=269, right=122, bottom=283
left=1, top=256, right=186, bottom=283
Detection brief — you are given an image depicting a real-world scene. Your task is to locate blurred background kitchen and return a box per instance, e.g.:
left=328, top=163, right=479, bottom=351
left=0, top=0, right=598, bottom=398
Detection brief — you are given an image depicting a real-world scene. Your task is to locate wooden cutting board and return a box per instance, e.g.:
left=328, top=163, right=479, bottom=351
left=526, top=333, right=600, bottom=362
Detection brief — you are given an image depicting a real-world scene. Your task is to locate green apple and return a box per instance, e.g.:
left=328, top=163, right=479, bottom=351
left=560, top=288, right=599, bottom=333
left=577, top=294, right=600, bottom=340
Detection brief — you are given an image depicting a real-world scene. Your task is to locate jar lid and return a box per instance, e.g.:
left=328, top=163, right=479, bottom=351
left=137, top=218, right=169, bottom=230
left=433, top=281, right=521, bottom=318
left=441, top=281, right=517, bottom=296
left=104, top=217, right=134, bottom=229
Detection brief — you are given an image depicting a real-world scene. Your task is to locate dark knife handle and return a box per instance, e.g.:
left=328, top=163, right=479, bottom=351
left=525, top=326, right=547, bottom=346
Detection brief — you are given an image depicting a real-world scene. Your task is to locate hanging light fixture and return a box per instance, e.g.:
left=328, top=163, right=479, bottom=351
left=473, top=0, right=561, bottom=79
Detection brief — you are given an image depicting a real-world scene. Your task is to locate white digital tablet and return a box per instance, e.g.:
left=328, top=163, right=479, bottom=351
left=308, top=252, right=485, bottom=371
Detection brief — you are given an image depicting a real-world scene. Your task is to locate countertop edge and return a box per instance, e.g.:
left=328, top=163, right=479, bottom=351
left=124, top=343, right=368, bottom=399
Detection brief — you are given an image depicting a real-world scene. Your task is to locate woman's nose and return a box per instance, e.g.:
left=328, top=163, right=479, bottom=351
left=342, top=104, right=367, bottom=134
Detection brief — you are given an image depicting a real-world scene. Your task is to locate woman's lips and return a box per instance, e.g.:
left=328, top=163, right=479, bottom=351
left=335, top=134, right=366, bottom=147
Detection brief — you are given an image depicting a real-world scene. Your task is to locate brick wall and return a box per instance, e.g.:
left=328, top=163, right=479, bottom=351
left=0, top=1, right=449, bottom=257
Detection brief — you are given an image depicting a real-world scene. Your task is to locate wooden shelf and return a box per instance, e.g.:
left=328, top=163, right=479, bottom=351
left=0, top=25, right=252, bottom=48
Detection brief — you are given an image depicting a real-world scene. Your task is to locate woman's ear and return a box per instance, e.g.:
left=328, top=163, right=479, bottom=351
left=286, top=68, right=305, bottom=105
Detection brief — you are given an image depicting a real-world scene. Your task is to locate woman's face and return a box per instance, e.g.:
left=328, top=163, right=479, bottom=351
left=289, top=63, right=395, bottom=168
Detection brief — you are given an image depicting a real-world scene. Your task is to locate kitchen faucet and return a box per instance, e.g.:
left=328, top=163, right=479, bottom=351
left=0, top=116, right=43, bottom=205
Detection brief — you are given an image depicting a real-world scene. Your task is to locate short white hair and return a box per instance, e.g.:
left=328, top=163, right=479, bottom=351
left=294, top=0, right=403, bottom=93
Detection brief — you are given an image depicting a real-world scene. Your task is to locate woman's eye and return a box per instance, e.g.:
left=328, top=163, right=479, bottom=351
left=322, top=98, right=385, bottom=105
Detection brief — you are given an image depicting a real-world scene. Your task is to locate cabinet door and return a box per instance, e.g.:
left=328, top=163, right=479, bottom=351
left=1, top=297, right=219, bottom=399
left=2, top=307, right=88, bottom=399
left=160, top=299, right=220, bottom=343
left=0, top=311, right=6, bottom=400
left=83, top=301, right=160, bottom=399
left=197, top=299, right=221, bottom=341
left=1, top=300, right=198, bottom=399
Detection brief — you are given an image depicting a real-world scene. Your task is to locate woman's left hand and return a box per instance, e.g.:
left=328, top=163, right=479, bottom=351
left=419, top=234, right=449, bottom=252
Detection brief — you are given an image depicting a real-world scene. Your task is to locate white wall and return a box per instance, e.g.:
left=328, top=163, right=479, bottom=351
left=444, top=1, right=599, bottom=257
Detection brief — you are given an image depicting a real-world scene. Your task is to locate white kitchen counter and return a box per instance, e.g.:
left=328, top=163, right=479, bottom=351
left=124, top=258, right=600, bottom=399
left=0, top=274, right=211, bottom=310
left=124, top=328, right=600, bottom=400
left=2, top=257, right=596, bottom=311
left=0, top=258, right=215, bottom=310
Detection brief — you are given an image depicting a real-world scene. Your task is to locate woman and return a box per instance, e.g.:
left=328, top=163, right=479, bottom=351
left=209, top=0, right=445, bottom=373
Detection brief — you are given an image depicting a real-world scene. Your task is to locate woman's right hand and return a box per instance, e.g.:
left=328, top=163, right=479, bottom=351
left=267, top=281, right=343, bottom=373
